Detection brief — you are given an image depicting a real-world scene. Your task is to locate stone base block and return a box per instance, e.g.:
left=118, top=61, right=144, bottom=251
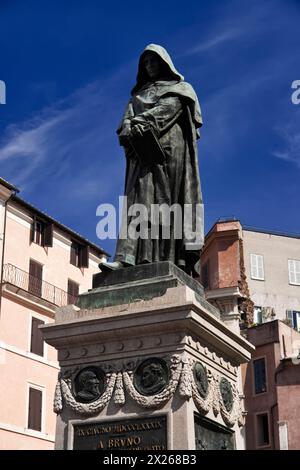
left=42, top=262, right=253, bottom=450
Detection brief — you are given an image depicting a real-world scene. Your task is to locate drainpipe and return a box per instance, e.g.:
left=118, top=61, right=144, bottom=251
left=270, top=402, right=278, bottom=449
left=271, top=360, right=286, bottom=449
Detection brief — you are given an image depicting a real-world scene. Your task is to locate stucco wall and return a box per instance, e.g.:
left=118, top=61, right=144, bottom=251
left=4, top=204, right=101, bottom=295
left=243, top=230, right=300, bottom=320
left=0, top=201, right=105, bottom=449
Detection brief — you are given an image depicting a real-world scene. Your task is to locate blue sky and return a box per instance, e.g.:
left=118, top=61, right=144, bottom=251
left=0, top=0, right=299, bottom=256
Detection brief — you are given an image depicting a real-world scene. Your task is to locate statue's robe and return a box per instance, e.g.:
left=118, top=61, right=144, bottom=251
left=115, top=44, right=204, bottom=275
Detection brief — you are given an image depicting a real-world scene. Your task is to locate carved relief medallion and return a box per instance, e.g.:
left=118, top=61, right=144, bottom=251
left=193, top=362, right=209, bottom=398
left=133, top=358, right=170, bottom=396
left=219, top=377, right=233, bottom=412
left=74, top=367, right=106, bottom=403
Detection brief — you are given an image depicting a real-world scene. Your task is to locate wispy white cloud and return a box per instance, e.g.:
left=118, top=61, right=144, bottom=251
left=1, top=0, right=299, bottom=216
left=272, top=112, right=300, bottom=168
left=181, top=28, right=243, bottom=57
left=0, top=65, right=133, bottom=204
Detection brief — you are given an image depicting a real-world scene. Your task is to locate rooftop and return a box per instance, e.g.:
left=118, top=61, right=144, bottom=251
left=0, top=176, right=109, bottom=257
left=205, top=218, right=300, bottom=241
left=243, top=224, right=300, bottom=240
left=13, top=195, right=109, bottom=257
left=0, top=177, right=19, bottom=193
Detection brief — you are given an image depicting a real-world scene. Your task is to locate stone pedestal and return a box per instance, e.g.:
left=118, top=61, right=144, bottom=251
left=41, top=262, right=254, bottom=450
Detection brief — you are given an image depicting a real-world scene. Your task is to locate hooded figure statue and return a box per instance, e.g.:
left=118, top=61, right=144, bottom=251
left=102, top=44, right=204, bottom=276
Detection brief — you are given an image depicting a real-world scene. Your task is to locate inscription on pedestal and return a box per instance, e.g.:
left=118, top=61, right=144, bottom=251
left=73, top=415, right=167, bottom=450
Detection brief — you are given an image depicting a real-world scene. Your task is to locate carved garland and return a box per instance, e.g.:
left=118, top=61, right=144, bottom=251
left=216, top=378, right=245, bottom=428
left=114, top=372, right=126, bottom=405
left=190, top=361, right=244, bottom=428
left=53, top=355, right=245, bottom=427
left=192, top=370, right=217, bottom=414
left=55, top=372, right=117, bottom=416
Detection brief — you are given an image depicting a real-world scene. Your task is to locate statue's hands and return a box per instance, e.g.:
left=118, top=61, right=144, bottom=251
left=118, top=125, right=132, bottom=146
left=131, top=123, right=147, bottom=137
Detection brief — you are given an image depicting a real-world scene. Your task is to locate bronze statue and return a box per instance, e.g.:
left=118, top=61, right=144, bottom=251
left=193, top=362, right=209, bottom=398
left=133, top=358, right=170, bottom=396
left=102, top=44, right=204, bottom=276
left=75, top=369, right=102, bottom=403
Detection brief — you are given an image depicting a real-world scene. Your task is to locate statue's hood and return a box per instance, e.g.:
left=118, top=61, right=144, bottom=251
left=132, top=44, right=184, bottom=94
left=130, top=43, right=202, bottom=132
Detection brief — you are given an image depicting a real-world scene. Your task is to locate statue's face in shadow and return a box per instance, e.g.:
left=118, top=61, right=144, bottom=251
left=84, top=375, right=100, bottom=395
left=141, top=364, right=163, bottom=388
left=74, top=367, right=106, bottom=403
left=79, top=371, right=100, bottom=398
left=143, top=52, right=161, bottom=80
left=133, top=358, right=169, bottom=396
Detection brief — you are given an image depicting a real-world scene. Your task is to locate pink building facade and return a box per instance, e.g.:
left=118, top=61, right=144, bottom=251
left=201, top=219, right=300, bottom=450
left=243, top=321, right=300, bottom=450
left=200, top=219, right=252, bottom=334
left=0, top=178, right=107, bottom=449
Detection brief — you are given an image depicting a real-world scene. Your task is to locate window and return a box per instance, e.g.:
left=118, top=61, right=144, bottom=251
left=253, top=358, right=267, bottom=394
left=70, top=241, right=79, bottom=266
left=70, top=242, right=89, bottom=268
left=30, top=317, right=45, bottom=356
left=286, top=310, right=300, bottom=332
left=28, top=387, right=42, bottom=432
left=201, top=262, right=210, bottom=289
left=250, top=254, right=264, bottom=280
left=68, top=279, right=79, bottom=304
left=28, top=259, right=43, bottom=297
left=288, top=259, right=300, bottom=286
left=30, top=218, right=53, bottom=247
left=253, top=306, right=263, bottom=324
left=256, top=413, right=270, bottom=447
left=34, top=220, right=44, bottom=245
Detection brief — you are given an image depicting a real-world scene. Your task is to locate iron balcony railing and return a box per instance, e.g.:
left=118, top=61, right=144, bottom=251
left=2, top=263, right=77, bottom=307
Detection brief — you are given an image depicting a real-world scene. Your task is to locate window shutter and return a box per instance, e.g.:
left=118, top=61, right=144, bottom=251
left=28, top=387, right=42, bottom=431
left=288, top=260, right=300, bottom=285
left=286, top=310, right=293, bottom=321
left=254, top=307, right=263, bottom=324
left=70, top=242, right=77, bottom=266
left=43, top=223, right=53, bottom=247
left=68, top=280, right=79, bottom=304
left=29, top=260, right=43, bottom=280
left=296, top=312, right=300, bottom=332
left=251, top=254, right=258, bottom=279
left=79, top=245, right=89, bottom=268
left=30, top=317, right=45, bottom=356
left=292, top=311, right=298, bottom=330
left=29, top=260, right=43, bottom=297
left=257, top=255, right=264, bottom=279
left=30, top=217, right=36, bottom=244
left=251, top=254, right=264, bottom=280
left=288, top=260, right=295, bottom=284
left=297, top=263, right=300, bottom=285
left=286, top=310, right=294, bottom=329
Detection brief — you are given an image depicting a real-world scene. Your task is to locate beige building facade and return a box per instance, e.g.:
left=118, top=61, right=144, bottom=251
left=243, top=228, right=300, bottom=328
left=0, top=177, right=107, bottom=449
left=201, top=219, right=300, bottom=330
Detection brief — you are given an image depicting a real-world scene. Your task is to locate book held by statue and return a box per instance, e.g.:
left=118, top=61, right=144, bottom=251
left=128, top=127, right=166, bottom=166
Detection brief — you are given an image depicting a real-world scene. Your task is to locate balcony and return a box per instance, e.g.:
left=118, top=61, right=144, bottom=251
left=2, top=263, right=77, bottom=307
